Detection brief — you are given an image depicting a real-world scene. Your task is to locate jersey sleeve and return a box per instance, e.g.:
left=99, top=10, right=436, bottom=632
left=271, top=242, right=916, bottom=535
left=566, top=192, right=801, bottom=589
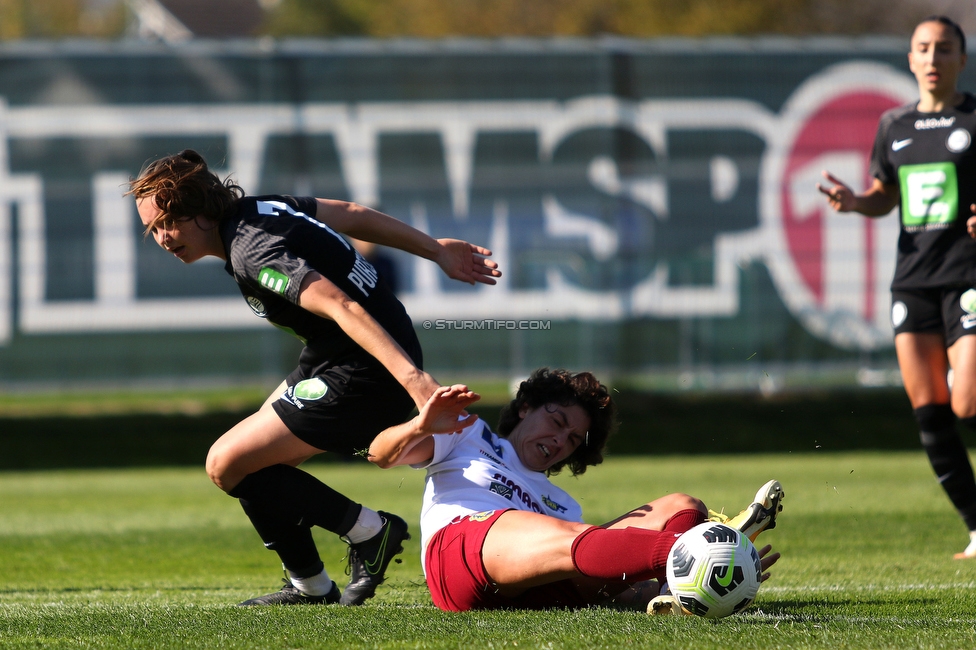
left=228, top=222, right=313, bottom=305
left=869, top=110, right=897, bottom=185
left=410, top=419, right=484, bottom=469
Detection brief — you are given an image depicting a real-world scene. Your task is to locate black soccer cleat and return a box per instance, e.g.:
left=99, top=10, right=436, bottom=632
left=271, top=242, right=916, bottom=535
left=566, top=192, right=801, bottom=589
left=238, top=579, right=341, bottom=606
left=339, top=511, right=410, bottom=606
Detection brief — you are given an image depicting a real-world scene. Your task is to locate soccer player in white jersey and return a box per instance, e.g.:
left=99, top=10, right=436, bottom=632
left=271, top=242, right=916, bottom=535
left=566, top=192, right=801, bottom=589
left=368, top=367, right=782, bottom=612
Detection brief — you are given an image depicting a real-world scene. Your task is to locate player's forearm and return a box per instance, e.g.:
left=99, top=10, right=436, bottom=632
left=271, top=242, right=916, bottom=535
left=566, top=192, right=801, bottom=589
left=852, top=192, right=898, bottom=216
left=851, top=181, right=899, bottom=217
left=328, top=299, right=436, bottom=405
left=367, top=418, right=430, bottom=469
left=315, top=199, right=440, bottom=260
left=298, top=273, right=438, bottom=407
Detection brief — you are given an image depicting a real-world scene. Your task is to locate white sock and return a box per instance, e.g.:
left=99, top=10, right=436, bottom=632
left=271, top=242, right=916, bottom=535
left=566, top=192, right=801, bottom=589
left=344, top=507, right=384, bottom=544
left=287, top=568, right=333, bottom=597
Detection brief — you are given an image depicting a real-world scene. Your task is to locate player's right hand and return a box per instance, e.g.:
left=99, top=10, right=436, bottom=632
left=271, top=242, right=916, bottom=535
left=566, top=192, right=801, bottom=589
left=816, top=170, right=856, bottom=212
left=968, top=207, right=976, bottom=240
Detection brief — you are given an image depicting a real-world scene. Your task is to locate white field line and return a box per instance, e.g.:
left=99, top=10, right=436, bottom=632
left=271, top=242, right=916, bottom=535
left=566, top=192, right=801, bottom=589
left=761, top=582, right=976, bottom=593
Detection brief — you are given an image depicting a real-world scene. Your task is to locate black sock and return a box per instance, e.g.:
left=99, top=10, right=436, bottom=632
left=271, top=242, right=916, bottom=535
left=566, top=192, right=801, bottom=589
left=228, top=464, right=362, bottom=572
left=916, top=404, right=976, bottom=530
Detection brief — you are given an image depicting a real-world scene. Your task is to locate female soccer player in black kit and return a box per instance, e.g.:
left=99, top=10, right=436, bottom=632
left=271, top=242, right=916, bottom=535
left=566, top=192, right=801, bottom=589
left=129, top=150, right=501, bottom=604
left=818, top=16, right=976, bottom=558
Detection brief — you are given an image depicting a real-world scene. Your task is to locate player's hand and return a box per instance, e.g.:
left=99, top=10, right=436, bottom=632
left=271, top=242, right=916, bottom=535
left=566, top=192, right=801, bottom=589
left=434, top=238, right=502, bottom=285
left=757, top=544, right=780, bottom=583
left=416, top=384, right=480, bottom=434
left=968, top=208, right=976, bottom=240
left=816, top=170, right=857, bottom=212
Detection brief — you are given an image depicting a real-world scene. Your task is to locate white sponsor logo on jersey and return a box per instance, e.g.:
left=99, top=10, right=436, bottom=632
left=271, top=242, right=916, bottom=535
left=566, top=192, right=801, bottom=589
left=892, top=138, right=913, bottom=151
left=915, top=116, right=956, bottom=130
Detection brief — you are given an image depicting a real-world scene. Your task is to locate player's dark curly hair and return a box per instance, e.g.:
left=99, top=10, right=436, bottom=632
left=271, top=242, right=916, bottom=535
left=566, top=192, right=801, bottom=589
left=127, top=149, right=244, bottom=234
left=496, top=367, right=616, bottom=477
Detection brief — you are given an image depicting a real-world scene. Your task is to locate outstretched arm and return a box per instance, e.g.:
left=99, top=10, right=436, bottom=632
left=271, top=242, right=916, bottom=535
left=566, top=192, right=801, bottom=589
left=314, top=199, right=501, bottom=285
left=368, top=384, right=480, bottom=468
left=816, top=171, right=899, bottom=216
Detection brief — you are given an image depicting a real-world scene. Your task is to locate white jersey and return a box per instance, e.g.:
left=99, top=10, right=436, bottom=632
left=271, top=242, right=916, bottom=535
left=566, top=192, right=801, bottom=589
left=415, top=418, right=583, bottom=571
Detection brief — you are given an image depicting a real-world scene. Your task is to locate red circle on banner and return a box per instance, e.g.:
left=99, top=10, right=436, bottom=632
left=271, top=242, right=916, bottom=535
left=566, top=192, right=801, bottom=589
left=781, top=93, right=901, bottom=313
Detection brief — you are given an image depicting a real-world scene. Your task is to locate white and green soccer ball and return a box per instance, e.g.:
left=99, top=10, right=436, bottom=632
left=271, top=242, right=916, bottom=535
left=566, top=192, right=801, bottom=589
left=665, top=522, right=762, bottom=618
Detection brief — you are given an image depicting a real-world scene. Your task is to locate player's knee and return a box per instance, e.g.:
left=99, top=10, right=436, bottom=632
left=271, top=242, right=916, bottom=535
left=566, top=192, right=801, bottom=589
left=663, top=492, right=706, bottom=516
left=205, top=443, right=236, bottom=492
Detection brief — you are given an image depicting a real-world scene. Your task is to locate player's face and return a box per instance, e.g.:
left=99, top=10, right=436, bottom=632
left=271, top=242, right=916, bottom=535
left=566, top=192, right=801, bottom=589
left=908, top=21, right=966, bottom=98
left=137, top=196, right=223, bottom=264
left=508, top=402, right=590, bottom=472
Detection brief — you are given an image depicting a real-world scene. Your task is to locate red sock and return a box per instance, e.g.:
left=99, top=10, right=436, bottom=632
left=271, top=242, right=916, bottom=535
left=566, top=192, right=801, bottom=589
left=570, top=508, right=705, bottom=581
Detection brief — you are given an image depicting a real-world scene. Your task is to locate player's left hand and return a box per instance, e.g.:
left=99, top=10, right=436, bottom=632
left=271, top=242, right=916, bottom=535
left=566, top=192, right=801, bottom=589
left=757, top=544, right=780, bottom=583
left=435, top=239, right=502, bottom=285
left=967, top=207, right=976, bottom=240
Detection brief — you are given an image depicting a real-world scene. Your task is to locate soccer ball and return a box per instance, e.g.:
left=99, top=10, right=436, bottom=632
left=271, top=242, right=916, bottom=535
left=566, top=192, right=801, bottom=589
left=665, top=522, right=762, bottom=618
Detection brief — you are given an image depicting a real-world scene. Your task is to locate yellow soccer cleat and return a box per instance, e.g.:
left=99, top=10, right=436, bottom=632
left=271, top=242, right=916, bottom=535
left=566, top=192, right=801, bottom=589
left=714, top=479, right=784, bottom=543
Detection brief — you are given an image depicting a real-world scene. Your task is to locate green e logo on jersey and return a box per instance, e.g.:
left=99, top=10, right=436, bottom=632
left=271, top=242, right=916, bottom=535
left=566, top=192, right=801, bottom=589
left=258, top=267, right=290, bottom=295
left=899, top=162, right=958, bottom=228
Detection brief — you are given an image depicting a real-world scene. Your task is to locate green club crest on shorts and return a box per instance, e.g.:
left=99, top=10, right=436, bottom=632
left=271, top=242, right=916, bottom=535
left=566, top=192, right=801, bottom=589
left=961, top=289, right=976, bottom=315
left=258, top=267, right=290, bottom=295
left=293, top=378, right=328, bottom=401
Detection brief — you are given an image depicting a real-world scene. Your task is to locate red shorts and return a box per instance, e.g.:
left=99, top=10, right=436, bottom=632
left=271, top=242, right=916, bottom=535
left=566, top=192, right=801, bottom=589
left=424, top=509, right=590, bottom=612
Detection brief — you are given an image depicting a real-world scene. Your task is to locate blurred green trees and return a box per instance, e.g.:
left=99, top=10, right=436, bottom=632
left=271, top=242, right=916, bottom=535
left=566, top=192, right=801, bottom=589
left=0, top=0, right=125, bottom=39
left=0, top=0, right=966, bottom=40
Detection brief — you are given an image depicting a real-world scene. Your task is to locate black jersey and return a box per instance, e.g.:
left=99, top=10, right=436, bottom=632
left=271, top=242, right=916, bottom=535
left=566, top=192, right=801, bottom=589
left=870, top=93, right=976, bottom=290
left=219, top=195, right=420, bottom=372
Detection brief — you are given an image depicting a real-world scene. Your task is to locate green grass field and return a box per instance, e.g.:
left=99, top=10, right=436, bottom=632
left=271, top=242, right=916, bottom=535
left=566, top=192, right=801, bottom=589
left=1, top=452, right=975, bottom=649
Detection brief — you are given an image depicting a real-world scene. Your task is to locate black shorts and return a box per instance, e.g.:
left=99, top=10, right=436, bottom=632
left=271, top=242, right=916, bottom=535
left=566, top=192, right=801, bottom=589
left=271, top=361, right=415, bottom=455
left=891, top=286, right=976, bottom=346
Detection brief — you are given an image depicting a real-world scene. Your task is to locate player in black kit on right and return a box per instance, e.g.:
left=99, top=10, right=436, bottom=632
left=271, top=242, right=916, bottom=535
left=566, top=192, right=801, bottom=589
left=129, top=150, right=500, bottom=604
left=818, top=16, right=976, bottom=559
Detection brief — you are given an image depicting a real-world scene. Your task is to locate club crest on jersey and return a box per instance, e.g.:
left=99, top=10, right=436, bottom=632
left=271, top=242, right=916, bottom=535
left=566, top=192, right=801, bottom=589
left=947, top=128, right=972, bottom=153
left=258, top=267, right=290, bottom=295
left=245, top=296, right=268, bottom=317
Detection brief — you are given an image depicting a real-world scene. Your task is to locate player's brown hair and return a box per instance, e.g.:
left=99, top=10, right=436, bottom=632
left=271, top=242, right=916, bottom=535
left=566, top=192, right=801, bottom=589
left=496, top=367, right=616, bottom=476
left=128, top=150, right=244, bottom=233
left=914, top=15, right=966, bottom=53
